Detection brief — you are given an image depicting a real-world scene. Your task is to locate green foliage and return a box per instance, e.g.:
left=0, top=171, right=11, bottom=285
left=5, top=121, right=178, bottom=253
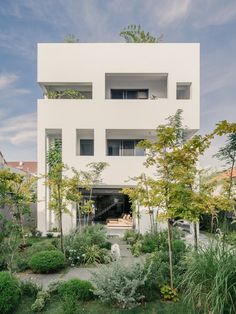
left=31, top=290, right=50, bottom=312
left=0, top=271, right=21, bottom=314
left=46, top=139, right=62, bottom=170
left=29, top=250, right=65, bottom=273
left=0, top=168, right=36, bottom=246
left=28, top=241, right=57, bottom=255
left=47, top=280, right=62, bottom=295
left=21, top=280, right=41, bottom=298
left=83, top=244, right=111, bottom=264
left=144, top=237, right=187, bottom=289
left=120, top=24, right=163, bottom=43
left=63, top=34, right=79, bottom=43
left=123, top=229, right=140, bottom=243
left=46, top=89, right=85, bottom=99
left=92, top=261, right=149, bottom=309
left=180, top=242, right=236, bottom=314
left=127, top=229, right=183, bottom=257
left=64, top=224, right=110, bottom=266
left=160, top=285, right=179, bottom=302
left=58, top=279, right=94, bottom=301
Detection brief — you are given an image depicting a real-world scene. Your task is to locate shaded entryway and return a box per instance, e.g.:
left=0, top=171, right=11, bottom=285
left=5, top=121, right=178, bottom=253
left=76, top=187, right=132, bottom=226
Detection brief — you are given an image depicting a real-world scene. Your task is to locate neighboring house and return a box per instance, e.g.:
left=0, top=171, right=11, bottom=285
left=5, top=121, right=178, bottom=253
left=37, top=43, right=200, bottom=235
left=7, top=161, right=37, bottom=176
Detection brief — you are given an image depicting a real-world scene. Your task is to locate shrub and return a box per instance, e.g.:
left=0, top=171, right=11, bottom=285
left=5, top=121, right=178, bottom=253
left=160, top=285, right=179, bottom=302
left=21, top=280, right=41, bottom=297
left=29, top=250, right=65, bottom=273
left=123, top=229, right=140, bottom=244
left=58, top=279, right=94, bottom=301
left=64, top=225, right=110, bottom=266
left=180, top=242, right=236, bottom=314
left=0, top=271, right=21, bottom=314
left=83, top=245, right=111, bottom=265
left=28, top=241, right=57, bottom=256
left=47, top=280, right=62, bottom=295
left=92, top=261, right=149, bottom=309
left=83, top=224, right=107, bottom=246
left=31, top=290, right=50, bottom=312
left=144, top=237, right=187, bottom=290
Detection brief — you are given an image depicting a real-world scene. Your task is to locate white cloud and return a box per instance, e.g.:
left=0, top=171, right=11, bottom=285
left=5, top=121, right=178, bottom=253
left=152, top=0, right=192, bottom=26
left=192, top=0, right=236, bottom=28
left=0, top=73, right=18, bottom=89
left=0, top=112, right=36, bottom=145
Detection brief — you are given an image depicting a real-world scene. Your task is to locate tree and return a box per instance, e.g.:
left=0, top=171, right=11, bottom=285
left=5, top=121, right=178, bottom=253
left=76, top=162, right=109, bottom=226
left=0, top=168, right=36, bottom=245
left=215, top=133, right=236, bottom=202
left=126, top=111, right=235, bottom=288
left=120, top=24, right=163, bottom=43
left=63, top=34, right=79, bottom=43
left=45, top=163, right=82, bottom=252
left=123, top=173, right=158, bottom=233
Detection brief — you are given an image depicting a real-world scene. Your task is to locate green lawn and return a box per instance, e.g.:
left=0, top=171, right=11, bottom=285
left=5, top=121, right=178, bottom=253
left=15, top=295, right=193, bottom=314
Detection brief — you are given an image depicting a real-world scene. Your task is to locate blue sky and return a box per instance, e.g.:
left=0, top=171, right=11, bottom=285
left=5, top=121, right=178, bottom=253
left=0, top=0, right=235, bottom=169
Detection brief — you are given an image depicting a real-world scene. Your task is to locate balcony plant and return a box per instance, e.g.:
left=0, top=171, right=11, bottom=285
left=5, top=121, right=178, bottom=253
left=46, top=89, right=85, bottom=99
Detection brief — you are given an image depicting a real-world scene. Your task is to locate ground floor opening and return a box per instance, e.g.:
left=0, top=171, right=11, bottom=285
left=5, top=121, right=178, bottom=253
left=76, top=187, right=133, bottom=228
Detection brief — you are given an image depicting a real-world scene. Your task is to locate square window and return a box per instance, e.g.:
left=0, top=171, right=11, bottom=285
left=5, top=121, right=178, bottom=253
left=176, top=83, right=191, bottom=99
left=80, top=139, right=94, bottom=156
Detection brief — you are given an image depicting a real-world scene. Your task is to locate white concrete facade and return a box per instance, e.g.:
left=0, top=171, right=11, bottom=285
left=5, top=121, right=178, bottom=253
left=37, top=43, right=200, bottom=234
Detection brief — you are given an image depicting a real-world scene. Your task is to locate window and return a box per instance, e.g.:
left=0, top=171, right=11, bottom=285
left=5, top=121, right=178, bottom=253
left=176, top=83, right=191, bottom=99
left=107, top=140, right=144, bottom=156
left=80, top=140, right=94, bottom=156
left=111, top=89, right=148, bottom=99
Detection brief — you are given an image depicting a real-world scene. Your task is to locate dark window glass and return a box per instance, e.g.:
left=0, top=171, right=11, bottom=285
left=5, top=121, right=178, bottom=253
left=80, top=139, right=94, bottom=156
left=107, top=140, right=121, bottom=156
left=176, top=84, right=191, bottom=99
left=122, top=140, right=134, bottom=156
left=111, top=89, right=148, bottom=99
left=111, top=90, right=124, bottom=99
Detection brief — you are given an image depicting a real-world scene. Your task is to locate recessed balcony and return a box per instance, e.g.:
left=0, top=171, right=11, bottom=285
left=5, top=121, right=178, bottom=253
left=105, top=73, right=168, bottom=100
left=42, top=83, right=93, bottom=99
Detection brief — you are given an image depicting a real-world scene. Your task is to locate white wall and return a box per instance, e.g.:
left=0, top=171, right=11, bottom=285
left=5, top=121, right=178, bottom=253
left=37, top=43, right=200, bottom=234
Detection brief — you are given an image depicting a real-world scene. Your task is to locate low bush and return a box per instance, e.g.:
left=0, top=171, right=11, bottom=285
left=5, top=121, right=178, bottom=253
left=160, top=285, right=179, bottom=302
left=127, top=228, right=183, bottom=257
left=180, top=242, right=236, bottom=314
left=64, top=224, right=110, bottom=266
left=0, top=271, right=21, bottom=314
left=28, top=241, right=57, bottom=255
left=144, top=238, right=187, bottom=291
left=31, top=290, right=50, bottom=312
left=92, top=261, right=149, bottom=309
left=83, top=245, right=111, bottom=264
left=21, top=280, right=41, bottom=298
left=29, top=250, right=65, bottom=273
left=58, top=279, right=94, bottom=301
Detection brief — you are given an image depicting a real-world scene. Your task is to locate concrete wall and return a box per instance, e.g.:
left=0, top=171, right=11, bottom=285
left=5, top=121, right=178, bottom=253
left=37, top=43, right=200, bottom=234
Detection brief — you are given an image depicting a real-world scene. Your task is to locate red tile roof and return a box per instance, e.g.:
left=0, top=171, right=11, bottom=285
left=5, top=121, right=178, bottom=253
left=7, top=161, right=37, bottom=175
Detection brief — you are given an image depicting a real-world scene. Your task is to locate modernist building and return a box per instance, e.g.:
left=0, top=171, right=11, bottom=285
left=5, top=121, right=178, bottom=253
left=37, top=43, right=200, bottom=235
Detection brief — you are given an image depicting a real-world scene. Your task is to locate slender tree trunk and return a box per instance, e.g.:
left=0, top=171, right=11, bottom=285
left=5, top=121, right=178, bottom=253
left=137, top=203, right=140, bottom=233
left=167, top=219, right=174, bottom=289
left=59, top=210, right=64, bottom=252
left=16, top=204, right=26, bottom=245
left=193, top=222, right=198, bottom=251
left=58, top=185, right=64, bottom=253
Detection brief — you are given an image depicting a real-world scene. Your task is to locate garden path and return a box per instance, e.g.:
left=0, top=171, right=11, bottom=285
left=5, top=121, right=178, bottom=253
left=17, top=236, right=140, bottom=289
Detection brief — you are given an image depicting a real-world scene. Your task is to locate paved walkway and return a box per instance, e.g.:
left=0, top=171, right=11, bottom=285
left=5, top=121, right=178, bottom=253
left=17, top=236, right=138, bottom=289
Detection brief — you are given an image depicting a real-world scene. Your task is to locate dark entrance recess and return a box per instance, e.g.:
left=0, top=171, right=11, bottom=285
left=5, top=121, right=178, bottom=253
left=76, top=188, right=132, bottom=224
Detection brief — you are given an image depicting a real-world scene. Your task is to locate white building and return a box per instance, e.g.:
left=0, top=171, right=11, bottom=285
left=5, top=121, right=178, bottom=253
left=37, top=43, right=200, bottom=235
